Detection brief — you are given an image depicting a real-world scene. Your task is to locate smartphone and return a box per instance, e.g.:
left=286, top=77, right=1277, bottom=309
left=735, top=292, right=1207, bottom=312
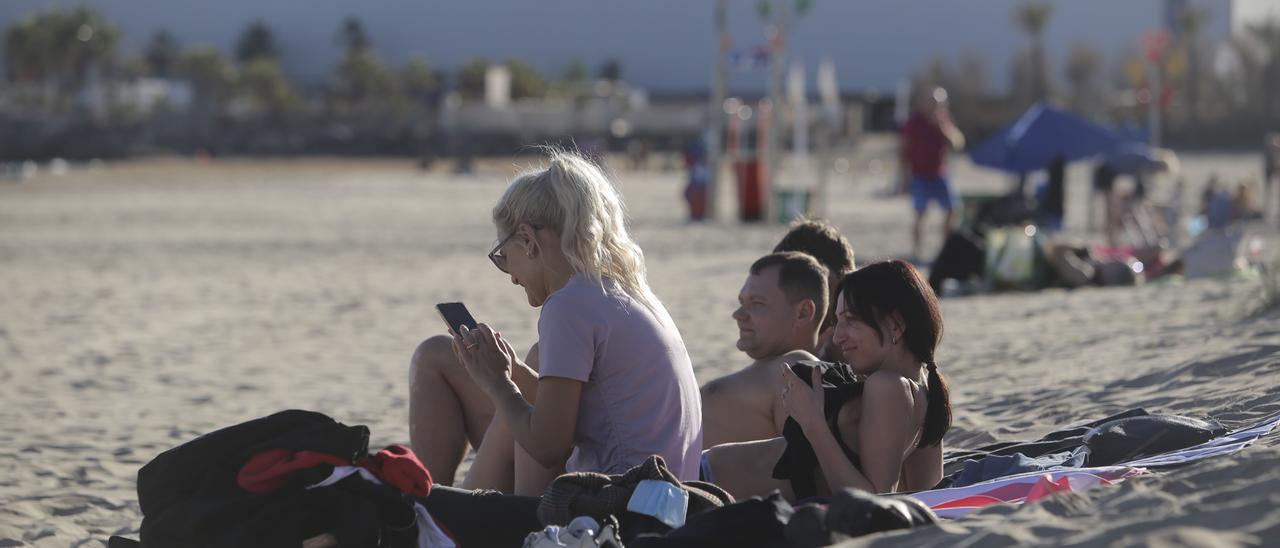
left=436, top=302, right=478, bottom=335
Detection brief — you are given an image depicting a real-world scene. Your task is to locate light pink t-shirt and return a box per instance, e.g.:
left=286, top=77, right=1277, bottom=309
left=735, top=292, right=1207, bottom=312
left=538, top=274, right=703, bottom=480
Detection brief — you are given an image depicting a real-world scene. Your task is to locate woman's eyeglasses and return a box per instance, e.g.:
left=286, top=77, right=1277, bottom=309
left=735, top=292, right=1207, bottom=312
left=488, top=225, right=541, bottom=273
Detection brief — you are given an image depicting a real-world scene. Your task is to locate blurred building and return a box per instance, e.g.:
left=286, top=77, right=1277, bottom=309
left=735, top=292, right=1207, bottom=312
left=1228, top=0, right=1280, bottom=33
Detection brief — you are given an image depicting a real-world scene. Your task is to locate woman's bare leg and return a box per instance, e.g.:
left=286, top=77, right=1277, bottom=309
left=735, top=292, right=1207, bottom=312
left=514, top=445, right=563, bottom=496
left=461, top=413, right=517, bottom=492
left=408, top=335, right=495, bottom=486
left=459, top=343, right=555, bottom=494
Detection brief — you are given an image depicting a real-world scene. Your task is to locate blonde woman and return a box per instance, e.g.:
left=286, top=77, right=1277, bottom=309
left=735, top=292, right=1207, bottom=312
left=411, top=151, right=703, bottom=501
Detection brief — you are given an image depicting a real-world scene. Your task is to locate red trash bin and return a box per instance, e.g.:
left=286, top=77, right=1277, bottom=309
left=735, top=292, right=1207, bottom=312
left=685, top=182, right=707, bottom=221
left=735, top=159, right=763, bottom=221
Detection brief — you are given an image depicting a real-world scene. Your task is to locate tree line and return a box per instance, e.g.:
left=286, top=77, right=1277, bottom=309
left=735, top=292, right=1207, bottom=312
left=0, top=7, right=627, bottom=158
left=912, top=1, right=1280, bottom=147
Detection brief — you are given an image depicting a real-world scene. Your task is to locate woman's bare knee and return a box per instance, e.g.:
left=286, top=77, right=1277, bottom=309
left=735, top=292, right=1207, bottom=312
left=410, top=334, right=463, bottom=382
left=411, top=334, right=495, bottom=446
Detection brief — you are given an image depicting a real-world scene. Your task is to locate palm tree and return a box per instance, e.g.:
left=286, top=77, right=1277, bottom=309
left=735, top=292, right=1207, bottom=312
left=334, top=48, right=401, bottom=114
left=1065, top=42, right=1103, bottom=116
left=1013, top=1, right=1054, bottom=102
left=176, top=46, right=236, bottom=145
left=177, top=46, right=236, bottom=109
left=456, top=59, right=489, bottom=99
left=596, top=59, right=622, bottom=82
left=145, top=30, right=178, bottom=78
left=1, top=6, right=119, bottom=111
left=235, top=20, right=278, bottom=65
left=401, top=55, right=442, bottom=104
left=238, top=57, right=300, bottom=117
left=506, top=60, right=548, bottom=99
left=338, top=16, right=369, bottom=54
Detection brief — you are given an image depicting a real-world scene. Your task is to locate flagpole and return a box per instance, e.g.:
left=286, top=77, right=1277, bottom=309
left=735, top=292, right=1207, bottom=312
left=707, top=0, right=728, bottom=221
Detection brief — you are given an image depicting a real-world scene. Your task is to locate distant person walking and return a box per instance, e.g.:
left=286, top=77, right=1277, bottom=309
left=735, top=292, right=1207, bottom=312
left=683, top=135, right=710, bottom=221
left=900, top=87, right=965, bottom=260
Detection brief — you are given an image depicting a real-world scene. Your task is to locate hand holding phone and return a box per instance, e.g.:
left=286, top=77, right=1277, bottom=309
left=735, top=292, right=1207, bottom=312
left=438, top=303, right=517, bottom=396
left=436, top=302, right=478, bottom=336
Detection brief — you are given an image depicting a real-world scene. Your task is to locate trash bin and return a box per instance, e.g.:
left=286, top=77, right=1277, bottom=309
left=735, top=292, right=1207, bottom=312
left=735, top=159, right=764, bottom=221
left=685, top=182, right=708, bottom=221
left=773, top=188, right=810, bottom=224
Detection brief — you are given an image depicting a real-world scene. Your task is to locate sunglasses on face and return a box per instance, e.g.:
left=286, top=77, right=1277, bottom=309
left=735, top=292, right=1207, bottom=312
left=488, top=225, right=542, bottom=274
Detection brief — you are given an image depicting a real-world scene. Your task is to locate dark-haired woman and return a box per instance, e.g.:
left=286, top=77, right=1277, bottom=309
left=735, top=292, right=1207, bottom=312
left=703, top=259, right=951, bottom=500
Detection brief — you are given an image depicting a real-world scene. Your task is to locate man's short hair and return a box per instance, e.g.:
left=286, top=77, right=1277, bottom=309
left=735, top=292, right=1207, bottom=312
left=773, top=218, right=856, bottom=277
left=750, top=251, right=829, bottom=325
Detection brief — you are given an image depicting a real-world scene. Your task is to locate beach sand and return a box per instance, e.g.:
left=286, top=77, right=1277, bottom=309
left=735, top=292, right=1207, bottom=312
left=1, top=152, right=1277, bottom=546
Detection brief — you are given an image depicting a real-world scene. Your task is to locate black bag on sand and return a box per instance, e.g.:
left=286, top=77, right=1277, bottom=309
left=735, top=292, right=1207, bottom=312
left=112, top=409, right=420, bottom=548
left=1083, top=414, right=1228, bottom=466
left=784, top=488, right=938, bottom=547
left=928, top=229, right=986, bottom=295
left=629, top=493, right=793, bottom=548
left=539, top=455, right=733, bottom=543
left=824, top=488, right=937, bottom=538
left=942, top=409, right=1150, bottom=468
left=633, top=488, right=938, bottom=548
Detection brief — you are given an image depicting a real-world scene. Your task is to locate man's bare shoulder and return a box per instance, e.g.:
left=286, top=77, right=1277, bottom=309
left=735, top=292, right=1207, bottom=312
left=701, top=367, right=760, bottom=399
left=760, top=349, right=821, bottom=372
left=704, top=349, right=820, bottom=397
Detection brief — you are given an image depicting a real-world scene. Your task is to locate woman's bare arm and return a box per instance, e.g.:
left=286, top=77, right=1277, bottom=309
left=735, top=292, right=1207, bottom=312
left=491, top=376, right=582, bottom=469
left=900, top=441, right=943, bottom=491
left=850, top=373, right=920, bottom=493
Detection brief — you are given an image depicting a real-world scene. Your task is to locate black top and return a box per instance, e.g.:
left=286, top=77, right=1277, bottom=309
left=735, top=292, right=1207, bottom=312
left=771, top=360, right=865, bottom=500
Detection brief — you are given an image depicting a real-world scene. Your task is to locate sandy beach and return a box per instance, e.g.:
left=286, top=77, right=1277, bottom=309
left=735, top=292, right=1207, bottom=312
left=1, top=152, right=1277, bottom=546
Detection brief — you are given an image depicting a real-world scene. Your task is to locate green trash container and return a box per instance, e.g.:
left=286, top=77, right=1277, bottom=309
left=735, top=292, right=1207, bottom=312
left=773, top=188, right=811, bottom=224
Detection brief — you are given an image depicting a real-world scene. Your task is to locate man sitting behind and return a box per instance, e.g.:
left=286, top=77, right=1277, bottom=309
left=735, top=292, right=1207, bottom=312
left=772, top=218, right=857, bottom=364
left=701, top=251, right=829, bottom=447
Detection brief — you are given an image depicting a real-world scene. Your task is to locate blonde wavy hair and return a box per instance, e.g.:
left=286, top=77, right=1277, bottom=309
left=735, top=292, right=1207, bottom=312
left=493, top=150, right=655, bottom=309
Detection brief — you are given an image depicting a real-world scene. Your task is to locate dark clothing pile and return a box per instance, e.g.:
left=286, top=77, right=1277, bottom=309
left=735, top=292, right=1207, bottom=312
left=630, top=488, right=937, bottom=548
left=538, top=455, right=732, bottom=542
left=938, top=409, right=1228, bottom=488
left=108, top=409, right=442, bottom=548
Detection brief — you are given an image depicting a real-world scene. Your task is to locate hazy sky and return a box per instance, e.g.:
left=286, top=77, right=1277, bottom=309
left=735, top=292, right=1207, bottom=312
left=0, top=0, right=1236, bottom=93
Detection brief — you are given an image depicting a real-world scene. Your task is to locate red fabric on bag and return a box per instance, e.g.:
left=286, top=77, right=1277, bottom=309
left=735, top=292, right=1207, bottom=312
left=237, top=448, right=350, bottom=494
left=360, top=444, right=433, bottom=497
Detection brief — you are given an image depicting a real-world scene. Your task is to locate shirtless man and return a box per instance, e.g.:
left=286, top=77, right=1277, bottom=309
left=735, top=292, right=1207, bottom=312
left=700, top=251, right=830, bottom=447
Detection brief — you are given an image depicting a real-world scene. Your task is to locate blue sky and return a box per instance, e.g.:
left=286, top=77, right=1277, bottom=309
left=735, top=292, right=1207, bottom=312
left=0, top=0, right=1234, bottom=93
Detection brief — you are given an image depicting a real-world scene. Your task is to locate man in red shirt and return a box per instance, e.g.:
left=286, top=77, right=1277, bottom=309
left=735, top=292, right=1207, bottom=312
left=900, top=88, right=965, bottom=259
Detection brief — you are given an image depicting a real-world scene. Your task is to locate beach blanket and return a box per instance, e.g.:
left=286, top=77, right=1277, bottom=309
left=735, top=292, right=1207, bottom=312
left=913, top=413, right=1280, bottom=518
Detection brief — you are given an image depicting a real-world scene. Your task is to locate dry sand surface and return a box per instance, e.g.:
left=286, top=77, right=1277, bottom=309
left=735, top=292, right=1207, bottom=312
left=1, top=152, right=1277, bottom=546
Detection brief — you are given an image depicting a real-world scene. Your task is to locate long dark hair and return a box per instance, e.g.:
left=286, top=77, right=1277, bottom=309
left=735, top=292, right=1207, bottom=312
left=836, top=259, right=951, bottom=447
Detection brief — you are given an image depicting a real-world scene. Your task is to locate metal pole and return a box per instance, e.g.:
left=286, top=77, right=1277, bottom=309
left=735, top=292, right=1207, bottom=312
left=706, top=0, right=728, bottom=221
left=766, top=1, right=790, bottom=213
left=1147, top=61, right=1162, bottom=148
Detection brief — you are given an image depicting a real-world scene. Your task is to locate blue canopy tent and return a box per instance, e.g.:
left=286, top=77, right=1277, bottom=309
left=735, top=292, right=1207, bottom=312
left=967, top=103, right=1120, bottom=232
left=1103, top=143, right=1163, bottom=174
left=968, top=103, right=1119, bottom=173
